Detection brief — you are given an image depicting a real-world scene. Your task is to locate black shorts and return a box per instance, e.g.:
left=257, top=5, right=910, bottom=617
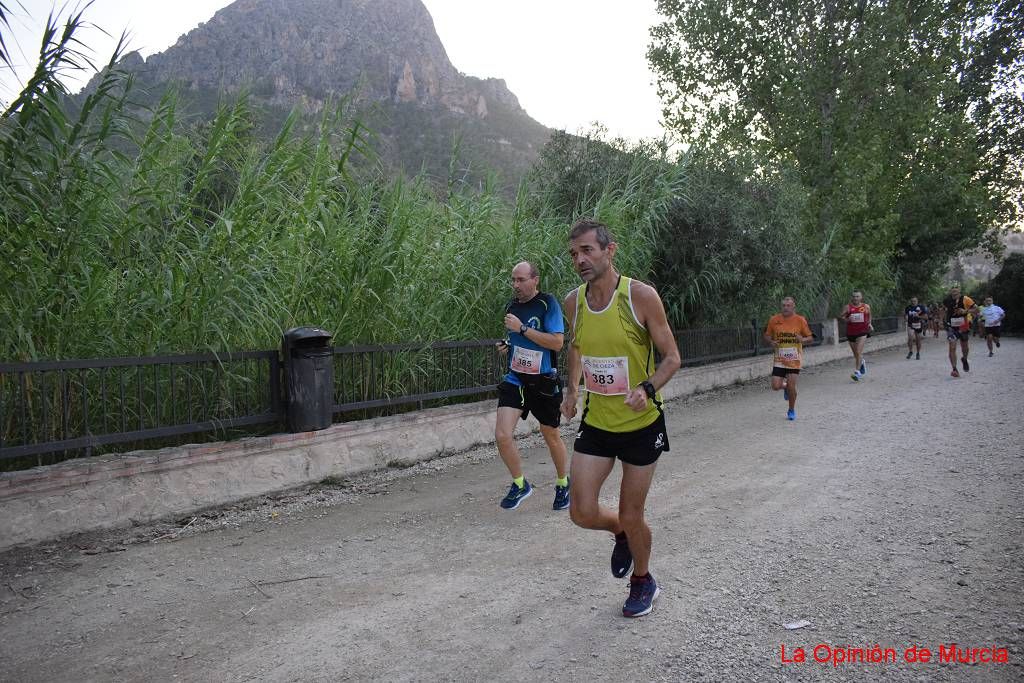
left=908, top=325, right=924, bottom=336
left=946, top=326, right=970, bottom=342
left=847, top=333, right=868, bottom=342
left=574, top=413, right=669, bottom=467
left=985, top=326, right=1002, bottom=337
left=497, top=380, right=561, bottom=428
left=771, top=366, right=800, bottom=377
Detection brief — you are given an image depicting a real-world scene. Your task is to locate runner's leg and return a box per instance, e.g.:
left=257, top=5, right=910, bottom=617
left=495, top=407, right=525, bottom=479
left=855, top=337, right=867, bottom=371
left=539, top=423, right=568, bottom=480
left=786, top=372, right=798, bottom=411
left=568, top=452, right=620, bottom=533
left=619, top=461, right=658, bottom=576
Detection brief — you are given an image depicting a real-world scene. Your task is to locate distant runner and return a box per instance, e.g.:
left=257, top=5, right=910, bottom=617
left=763, top=297, right=815, bottom=421
left=905, top=297, right=927, bottom=360
left=840, top=291, right=873, bottom=381
left=494, top=261, right=570, bottom=510
left=931, top=303, right=944, bottom=337
left=942, top=284, right=978, bottom=378
left=978, top=296, right=1006, bottom=357
left=561, top=219, right=681, bottom=618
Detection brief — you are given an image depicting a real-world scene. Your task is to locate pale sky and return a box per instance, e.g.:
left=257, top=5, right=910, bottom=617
left=1, top=0, right=668, bottom=141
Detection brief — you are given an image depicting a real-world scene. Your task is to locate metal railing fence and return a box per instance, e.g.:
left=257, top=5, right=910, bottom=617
left=2, top=318, right=895, bottom=466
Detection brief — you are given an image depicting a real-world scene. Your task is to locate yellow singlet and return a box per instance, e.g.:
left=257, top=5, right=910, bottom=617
left=573, top=276, right=661, bottom=433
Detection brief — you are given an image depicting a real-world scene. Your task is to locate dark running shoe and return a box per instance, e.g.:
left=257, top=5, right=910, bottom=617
left=962, top=357, right=970, bottom=372
left=995, top=340, right=1001, bottom=348
left=860, top=360, right=867, bottom=375
left=611, top=532, right=633, bottom=578
left=552, top=479, right=570, bottom=511
left=916, top=352, right=920, bottom=360
left=906, top=351, right=913, bottom=359
left=622, top=573, right=660, bottom=618
left=499, top=480, right=533, bottom=510
left=989, top=351, right=994, bottom=357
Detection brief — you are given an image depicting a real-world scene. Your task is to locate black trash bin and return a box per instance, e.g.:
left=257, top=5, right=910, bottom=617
left=281, top=327, right=334, bottom=432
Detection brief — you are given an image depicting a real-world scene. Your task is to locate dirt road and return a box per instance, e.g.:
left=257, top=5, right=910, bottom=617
left=2, top=339, right=1022, bottom=682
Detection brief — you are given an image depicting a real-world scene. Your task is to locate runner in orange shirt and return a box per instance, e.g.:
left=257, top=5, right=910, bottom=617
left=763, top=297, right=815, bottom=421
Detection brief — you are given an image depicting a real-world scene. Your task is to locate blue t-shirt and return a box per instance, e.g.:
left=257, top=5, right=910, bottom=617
left=504, top=292, right=564, bottom=386
left=905, top=305, right=927, bottom=325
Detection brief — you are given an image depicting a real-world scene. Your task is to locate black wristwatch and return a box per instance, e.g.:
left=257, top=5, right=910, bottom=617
left=640, top=380, right=656, bottom=399
left=519, top=324, right=528, bottom=335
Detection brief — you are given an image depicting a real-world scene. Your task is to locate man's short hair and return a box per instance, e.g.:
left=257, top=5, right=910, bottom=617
left=782, top=296, right=795, bottom=305
left=569, top=218, right=613, bottom=248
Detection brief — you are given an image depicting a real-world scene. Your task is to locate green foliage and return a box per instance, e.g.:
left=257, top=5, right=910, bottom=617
left=989, top=252, right=1024, bottom=332
left=649, top=0, right=1024, bottom=309
left=0, top=13, right=657, bottom=361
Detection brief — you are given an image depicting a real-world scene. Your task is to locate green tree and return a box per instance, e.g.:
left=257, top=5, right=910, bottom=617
left=649, top=0, right=1024, bottom=313
left=989, top=252, right=1024, bottom=332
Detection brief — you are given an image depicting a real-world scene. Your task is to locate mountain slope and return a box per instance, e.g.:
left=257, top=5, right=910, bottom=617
left=103, top=0, right=551, bottom=187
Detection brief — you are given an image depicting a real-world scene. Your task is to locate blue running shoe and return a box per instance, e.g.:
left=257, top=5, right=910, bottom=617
left=623, top=573, right=660, bottom=617
left=500, top=480, right=533, bottom=509
left=787, top=408, right=796, bottom=421
left=851, top=371, right=861, bottom=382
left=611, top=531, right=633, bottom=578
left=859, top=360, right=867, bottom=375
left=552, top=479, right=570, bottom=511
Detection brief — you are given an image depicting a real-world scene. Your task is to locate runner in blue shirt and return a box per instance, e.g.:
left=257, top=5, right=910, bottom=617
left=905, top=297, right=927, bottom=360
left=494, top=261, right=570, bottom=511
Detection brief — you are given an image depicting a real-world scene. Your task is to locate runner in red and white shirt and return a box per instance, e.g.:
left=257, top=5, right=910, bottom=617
left=840, top=291, right=873, bottom=381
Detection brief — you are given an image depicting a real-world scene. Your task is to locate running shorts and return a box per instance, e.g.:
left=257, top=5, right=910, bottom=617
left=574, top=413, right=669, bottom=467
left=984, top=326, right=1001, bottom=338
left=946, top=326, right=970, bottom=342
left=772, top=366, right=800, bottom=377
left=497, top=380, right=561, bottom=428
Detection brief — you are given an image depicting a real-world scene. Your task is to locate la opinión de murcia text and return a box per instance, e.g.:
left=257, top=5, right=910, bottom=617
left=779, top=643, right=1010, bottom=667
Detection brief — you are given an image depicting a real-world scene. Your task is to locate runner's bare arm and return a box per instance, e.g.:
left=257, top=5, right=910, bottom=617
left=800, top=321, right=815, bottom=344
left=503, top=313, right=564, bottom=351
left=631, top=282, right=681, bottom=392
left=561, top=289, right=581, bottom=419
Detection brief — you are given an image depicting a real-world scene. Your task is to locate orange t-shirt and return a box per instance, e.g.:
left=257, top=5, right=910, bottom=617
left=765, top=314, right=813, bottom=369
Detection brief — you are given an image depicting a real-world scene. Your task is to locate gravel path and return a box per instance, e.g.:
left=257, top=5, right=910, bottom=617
left=1, top=338, right=1022, bottom=682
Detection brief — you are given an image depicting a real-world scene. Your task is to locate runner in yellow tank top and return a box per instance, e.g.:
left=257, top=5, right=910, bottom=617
left=560, top=219, right=681, bottom=618
left=573, top=274, right=662, bottom=433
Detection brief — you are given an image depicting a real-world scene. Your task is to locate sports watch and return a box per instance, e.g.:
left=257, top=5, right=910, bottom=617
left=640, top=380, right=656, bottom=399
left=519, top=324, right=528, bottom=335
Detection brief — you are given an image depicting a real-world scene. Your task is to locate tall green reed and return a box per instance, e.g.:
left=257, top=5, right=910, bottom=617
left=0, top=13, right=664, bottom=362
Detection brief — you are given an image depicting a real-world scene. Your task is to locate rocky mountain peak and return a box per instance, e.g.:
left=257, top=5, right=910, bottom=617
left=126, top=0, right=526, bottom=120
